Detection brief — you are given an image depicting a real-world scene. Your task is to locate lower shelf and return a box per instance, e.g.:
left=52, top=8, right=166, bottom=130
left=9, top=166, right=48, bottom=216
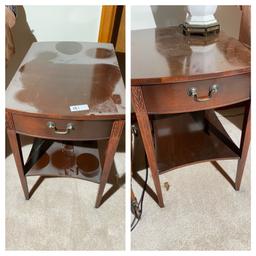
left=25, top=141, right=102, bottom=184
left=153, top=111, right=240, bottom=174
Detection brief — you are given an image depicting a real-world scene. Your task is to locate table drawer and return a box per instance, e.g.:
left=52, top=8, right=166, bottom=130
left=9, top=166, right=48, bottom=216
left=12, top=114, right=113, bottom=141
left=142, top=74, right=250, bottom=114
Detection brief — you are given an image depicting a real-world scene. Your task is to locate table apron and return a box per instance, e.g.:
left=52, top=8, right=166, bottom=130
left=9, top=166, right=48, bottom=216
left=142, top=74, right=250, bottom=114
left=10, top=113, right=114, bottom=141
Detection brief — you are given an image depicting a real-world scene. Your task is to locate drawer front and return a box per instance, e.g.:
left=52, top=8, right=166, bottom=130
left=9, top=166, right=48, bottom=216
left=142, top=74, right=250, bottom=114
left=12, top=114, right=113, bottom=140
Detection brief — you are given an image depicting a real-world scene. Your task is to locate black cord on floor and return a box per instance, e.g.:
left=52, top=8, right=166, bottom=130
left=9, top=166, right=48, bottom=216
left=131, top=153, right=148, bottom=232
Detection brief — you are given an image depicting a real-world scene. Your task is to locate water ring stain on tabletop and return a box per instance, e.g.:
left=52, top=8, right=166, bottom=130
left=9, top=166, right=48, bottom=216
left=86, top=48, right=114, bottom=59
left=55, top=42, right=83, bottom=55
left=76, top=153, right=99, bottom=177
left=16, top=51, right=121, bottom=115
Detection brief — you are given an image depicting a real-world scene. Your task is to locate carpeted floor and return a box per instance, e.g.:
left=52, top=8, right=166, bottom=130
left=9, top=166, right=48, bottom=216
left=131, top=109, right=250, bottom=250
left=5, top=143, right=125, bottom=250
left=6, top=108, right=250, bottom=251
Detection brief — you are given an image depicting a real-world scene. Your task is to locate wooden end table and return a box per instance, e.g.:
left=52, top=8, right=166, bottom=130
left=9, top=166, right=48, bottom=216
left=6, top=41, right=125, bottom=208
left=131, top=27, right=250, bottom=208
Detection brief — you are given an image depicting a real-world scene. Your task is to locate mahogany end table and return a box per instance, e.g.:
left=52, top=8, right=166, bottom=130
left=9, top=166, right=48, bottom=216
left=131, top=27, right=250, bottom=208
left=6, top=41, right=125, bottom=208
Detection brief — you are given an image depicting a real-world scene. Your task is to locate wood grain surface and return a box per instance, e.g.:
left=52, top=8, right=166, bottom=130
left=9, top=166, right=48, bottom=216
left=131, top=27, right=250, bottom=85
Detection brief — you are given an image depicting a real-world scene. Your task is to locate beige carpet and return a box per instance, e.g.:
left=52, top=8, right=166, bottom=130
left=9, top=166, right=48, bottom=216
left=131, top=110, right=250, bottom=250
left=6, top=109, right=250, bottom=251
left=5, top=144, right=125, bottom=250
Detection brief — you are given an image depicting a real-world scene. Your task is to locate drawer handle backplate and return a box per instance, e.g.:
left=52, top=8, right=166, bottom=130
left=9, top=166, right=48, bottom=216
left=47, top=121, right=74, bottom=135
left=188, top=84, right=219, bottom=102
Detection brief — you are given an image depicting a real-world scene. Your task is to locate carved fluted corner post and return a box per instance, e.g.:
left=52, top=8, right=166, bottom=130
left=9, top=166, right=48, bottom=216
left=131, top=86, right=164, bottom=207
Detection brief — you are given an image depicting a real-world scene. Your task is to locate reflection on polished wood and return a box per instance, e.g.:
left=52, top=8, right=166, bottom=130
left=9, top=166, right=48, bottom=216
left=132, top=26, right=250, bottom=85
left=26, top=141, right=102, bottom=183
left=153, top=112, right=239, bottom=174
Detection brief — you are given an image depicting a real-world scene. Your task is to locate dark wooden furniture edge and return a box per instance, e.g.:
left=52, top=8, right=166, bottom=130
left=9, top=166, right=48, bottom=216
left=131, top=70, right=250, bottom=86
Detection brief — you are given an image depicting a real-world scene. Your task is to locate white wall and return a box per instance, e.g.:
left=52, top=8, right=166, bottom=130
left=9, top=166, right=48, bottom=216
left=24, top=6, right=102, bottom=42
left=131, top=6, right=156, bottom=30
left=131, top=5, right=241, bottom=38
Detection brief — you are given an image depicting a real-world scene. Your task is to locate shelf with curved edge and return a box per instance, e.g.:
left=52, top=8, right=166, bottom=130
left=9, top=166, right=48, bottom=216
left=24, top=139, right=118, bottom=185
left=152, top=110, right=241, bottom=174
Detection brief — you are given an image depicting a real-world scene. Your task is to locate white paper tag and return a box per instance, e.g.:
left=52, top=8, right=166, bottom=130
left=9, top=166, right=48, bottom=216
left=70, top=104, right=89, bottom=112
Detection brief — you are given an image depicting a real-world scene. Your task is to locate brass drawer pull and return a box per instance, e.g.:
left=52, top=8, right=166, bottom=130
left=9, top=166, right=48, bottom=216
left=188, top=84, right=219, bottom=102
left=47, top=121, right=74, bottom=135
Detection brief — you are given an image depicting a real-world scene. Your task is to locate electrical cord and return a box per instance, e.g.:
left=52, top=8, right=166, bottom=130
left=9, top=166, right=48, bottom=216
left=130, top=111, right=243, bottom=231
left=131, top=124, right=149, bottom=231
left=131, top=154, right=148, bottom=232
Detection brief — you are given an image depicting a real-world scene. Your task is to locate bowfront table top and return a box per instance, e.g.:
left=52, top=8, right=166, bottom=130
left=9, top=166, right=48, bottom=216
left=131, top=26, right=250, bottom=85
left=6, top=41, right=125, bottom=120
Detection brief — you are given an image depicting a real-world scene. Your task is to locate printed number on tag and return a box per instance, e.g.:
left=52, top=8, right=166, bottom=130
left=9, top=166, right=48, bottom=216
left=70, top=104, right=89, bottom=112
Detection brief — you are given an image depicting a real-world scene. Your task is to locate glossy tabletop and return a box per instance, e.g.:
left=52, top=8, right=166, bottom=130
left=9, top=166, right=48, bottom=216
left=131, top=26, right=250, bottom=85
left=6, top=41, right=125, bottom=120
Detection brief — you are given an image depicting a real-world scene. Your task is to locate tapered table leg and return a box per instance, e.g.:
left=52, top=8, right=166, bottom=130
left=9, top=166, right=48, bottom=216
left=7, top=129, right=29, bottom=199
left=95, top=120, right=124, bottom=208
left=235, top=101, right=251, bottom=190
left=131, top=86, right=164, bottom=207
